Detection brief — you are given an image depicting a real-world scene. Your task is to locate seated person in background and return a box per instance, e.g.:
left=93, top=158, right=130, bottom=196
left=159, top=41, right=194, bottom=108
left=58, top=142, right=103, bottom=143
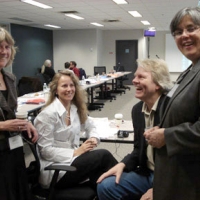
left=64, top=61, right=70, bottom=69
left=34, top=69, right=118, bottom=189
left=41, top=59, right=55, bottom=84
left=97, top=59, right=172, bottom=200
left=69, top=61, right=80, bottom=78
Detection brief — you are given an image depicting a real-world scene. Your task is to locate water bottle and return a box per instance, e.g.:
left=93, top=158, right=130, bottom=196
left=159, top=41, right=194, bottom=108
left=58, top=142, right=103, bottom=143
left=81, top=75, right=85, bottom=84
left=43, top=83, right=47, bottom=93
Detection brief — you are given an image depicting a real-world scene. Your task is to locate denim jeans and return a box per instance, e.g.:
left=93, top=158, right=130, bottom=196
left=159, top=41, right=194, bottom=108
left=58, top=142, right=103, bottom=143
left=97, top=171, right=153, bottom=200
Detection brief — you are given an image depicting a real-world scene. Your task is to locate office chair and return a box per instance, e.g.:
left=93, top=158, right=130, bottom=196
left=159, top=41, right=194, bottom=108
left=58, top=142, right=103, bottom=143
left=18, top=76, right=43, bottom=97
left=94, top=66, right=106, bottom=76
left=114, top=66, right=131, bottom=91
left=27, top=142, right=97, bottom=200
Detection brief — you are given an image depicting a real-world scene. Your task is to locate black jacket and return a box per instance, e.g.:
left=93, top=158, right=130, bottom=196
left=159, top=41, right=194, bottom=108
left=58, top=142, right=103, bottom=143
left=121, top=95, right=166, bottom=175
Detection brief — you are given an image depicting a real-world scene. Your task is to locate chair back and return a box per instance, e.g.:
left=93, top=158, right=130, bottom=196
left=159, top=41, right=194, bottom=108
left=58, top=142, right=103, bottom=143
left=79, top=68, right=87, bottom=80
left=18, top=76, right=43, bottom=96
left=94, top=66, right=106, bottom=75
left=114, top=65, right=125, bottom=72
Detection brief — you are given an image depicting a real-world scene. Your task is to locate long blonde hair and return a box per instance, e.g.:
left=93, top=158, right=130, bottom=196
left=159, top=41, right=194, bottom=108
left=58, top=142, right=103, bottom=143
left=44, top=69, right=88, bottom=124
left=41, top=59, right=51, bottom=73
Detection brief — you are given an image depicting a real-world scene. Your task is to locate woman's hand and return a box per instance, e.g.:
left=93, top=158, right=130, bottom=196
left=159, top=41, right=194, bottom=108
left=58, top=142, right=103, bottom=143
left=144, top=127, right=165, bottom=148
left=88, top=137, right=98, bottom=146
left=0, top=119, right=38, bottom=143
left=97, top=162, right=125, bottom=184
left=0, top=119, right=29, bottom=132
left=26, top=122, right=38, bottom=143
left=74, top=138, right=97, bottom=156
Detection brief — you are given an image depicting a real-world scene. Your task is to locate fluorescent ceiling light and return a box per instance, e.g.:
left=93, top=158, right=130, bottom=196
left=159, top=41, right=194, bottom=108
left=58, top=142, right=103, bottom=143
left=112, top=0, right=128, bottom=4
left=44, top=24, right=61, bottom=29
left=20, top=0, right=52, bottom=9
left=141, top=21, right=150, bottom=25
left=65, top=14, right=84, bottom=20
left=148, top=27, right=156, bottom=31
left=90, top=22, right=104, bottom=27
left=128, top=11, right=142, bottom=17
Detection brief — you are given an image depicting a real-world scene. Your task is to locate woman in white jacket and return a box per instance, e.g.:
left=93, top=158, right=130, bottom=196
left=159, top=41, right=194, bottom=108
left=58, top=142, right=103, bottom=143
left=34, top=69, right=117, bottom=189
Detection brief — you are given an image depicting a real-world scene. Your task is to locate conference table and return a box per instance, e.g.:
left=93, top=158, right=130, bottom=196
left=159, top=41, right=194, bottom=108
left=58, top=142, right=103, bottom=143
left=17, top=95, right=134, bottom=144
left=82, top=71, right=132, bottom=110
left=17, top=73, right=134, bottom=144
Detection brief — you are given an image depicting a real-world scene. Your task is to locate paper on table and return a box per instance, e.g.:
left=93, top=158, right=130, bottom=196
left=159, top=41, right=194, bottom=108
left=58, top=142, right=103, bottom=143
left=26, top=98, right=45, bottom=104
left=91, top=117, right=118, bottom=138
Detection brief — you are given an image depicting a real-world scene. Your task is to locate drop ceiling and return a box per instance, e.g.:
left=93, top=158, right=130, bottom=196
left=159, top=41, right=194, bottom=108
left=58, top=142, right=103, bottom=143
left=0, top=0, right=198, bottom=31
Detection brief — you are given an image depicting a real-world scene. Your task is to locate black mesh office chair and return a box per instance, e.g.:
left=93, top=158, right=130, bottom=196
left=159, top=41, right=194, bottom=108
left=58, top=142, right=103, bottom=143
left=114, top=66, right=131, bottom=91
left=27, top=142, right=97, bottom=200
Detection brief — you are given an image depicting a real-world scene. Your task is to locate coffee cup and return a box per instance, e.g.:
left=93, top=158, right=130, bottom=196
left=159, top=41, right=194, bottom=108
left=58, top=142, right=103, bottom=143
left=16, top=111, right=28, bottom=120
left=114, top=113, right=123, bottom=128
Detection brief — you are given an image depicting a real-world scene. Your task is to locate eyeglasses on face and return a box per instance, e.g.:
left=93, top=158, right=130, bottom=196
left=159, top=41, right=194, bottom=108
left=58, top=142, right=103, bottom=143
left=172, top=25, right=200, bottom=38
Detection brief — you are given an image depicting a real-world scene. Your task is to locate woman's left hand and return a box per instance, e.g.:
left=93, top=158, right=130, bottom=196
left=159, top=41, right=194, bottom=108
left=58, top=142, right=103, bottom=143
left=88, top=137, right=98, bottom=146
left=26, top=122, right=38, bottom=143
left=144, top=127, right=165, bottom=148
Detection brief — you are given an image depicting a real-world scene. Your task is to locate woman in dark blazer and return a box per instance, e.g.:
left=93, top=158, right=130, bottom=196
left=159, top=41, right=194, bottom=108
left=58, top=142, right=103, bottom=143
left=97, top=59, right=172, bottom=200
left=144, top=7, right=200, bottom=200
left=0, top=27, right=38, bottom=200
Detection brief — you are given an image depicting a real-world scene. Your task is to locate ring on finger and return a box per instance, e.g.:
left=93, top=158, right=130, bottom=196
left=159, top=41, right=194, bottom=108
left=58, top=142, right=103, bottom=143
left=18, top=126, right=21, bottom=131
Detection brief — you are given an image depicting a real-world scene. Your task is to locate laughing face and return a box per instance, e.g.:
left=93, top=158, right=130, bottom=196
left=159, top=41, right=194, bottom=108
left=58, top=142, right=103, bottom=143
left=0, top=40, right=11, bottom=70
left=132, top=66, right=160, bottom=104
left=56, top=75, right=75, bottom=107
left=174, top=15, right=200, bottom=65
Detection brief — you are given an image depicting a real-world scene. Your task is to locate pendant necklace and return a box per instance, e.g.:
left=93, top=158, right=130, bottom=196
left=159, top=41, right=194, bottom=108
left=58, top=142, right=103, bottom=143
left=66, top=114, right=70, bottom=120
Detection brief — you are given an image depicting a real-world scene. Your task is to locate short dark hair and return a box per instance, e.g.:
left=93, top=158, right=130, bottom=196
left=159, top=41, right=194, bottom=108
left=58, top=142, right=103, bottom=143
left=70, top=61, right=77, bottom=67
left=64, top=62, right=70, bottom=69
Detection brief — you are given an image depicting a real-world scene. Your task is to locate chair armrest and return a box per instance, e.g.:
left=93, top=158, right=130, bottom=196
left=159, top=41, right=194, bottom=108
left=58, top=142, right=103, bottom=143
left=44, top=163, right=77, bottom=200
left=45, top=163, right=76, bottom=172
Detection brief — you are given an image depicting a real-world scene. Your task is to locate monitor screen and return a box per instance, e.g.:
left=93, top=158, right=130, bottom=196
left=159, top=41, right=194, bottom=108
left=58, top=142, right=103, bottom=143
left=144, top=30, right=156, bottom=37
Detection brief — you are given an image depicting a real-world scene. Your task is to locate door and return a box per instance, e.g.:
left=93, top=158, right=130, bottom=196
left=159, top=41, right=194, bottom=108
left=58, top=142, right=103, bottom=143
left=116, top=40, right=138, bottom=85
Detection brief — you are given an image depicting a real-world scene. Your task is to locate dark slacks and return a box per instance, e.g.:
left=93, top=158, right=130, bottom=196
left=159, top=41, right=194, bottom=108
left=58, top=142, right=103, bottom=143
left=0, top=146, right=31, bottom=200
left=56, top=149, right=118, bottom=189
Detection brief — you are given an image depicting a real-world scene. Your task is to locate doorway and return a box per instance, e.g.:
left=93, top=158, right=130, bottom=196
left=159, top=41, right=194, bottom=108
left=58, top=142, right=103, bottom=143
left=116, top=40, right=138, bottom=85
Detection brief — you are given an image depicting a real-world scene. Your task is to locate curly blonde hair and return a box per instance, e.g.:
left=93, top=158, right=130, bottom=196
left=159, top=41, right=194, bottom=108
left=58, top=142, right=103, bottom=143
left=0, top=27, right=17, bottom=67
left=44, top=69, right=89, bottom=124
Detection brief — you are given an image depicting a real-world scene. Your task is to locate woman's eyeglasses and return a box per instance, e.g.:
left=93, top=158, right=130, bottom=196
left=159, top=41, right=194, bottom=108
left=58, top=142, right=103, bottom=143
left=172, top=26, right=200, bottom=38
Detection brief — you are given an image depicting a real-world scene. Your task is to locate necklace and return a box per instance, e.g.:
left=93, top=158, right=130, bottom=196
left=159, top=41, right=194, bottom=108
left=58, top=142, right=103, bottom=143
left=66, top=114, right=70, bottom=120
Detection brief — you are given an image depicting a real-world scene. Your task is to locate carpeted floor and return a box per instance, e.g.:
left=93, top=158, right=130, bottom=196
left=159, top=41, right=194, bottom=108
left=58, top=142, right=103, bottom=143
left=89, top=85, right=139, bottom=161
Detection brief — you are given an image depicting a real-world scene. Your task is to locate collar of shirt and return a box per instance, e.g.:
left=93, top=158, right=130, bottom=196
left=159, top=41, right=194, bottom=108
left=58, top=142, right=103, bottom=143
left=53, top=97, right=77, bottom=117
left=142, top=95, right=161, bottom=115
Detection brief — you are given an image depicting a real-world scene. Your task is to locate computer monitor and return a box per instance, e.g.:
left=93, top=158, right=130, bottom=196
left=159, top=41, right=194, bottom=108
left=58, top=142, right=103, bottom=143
left=144, top=30, right=156, bottom=37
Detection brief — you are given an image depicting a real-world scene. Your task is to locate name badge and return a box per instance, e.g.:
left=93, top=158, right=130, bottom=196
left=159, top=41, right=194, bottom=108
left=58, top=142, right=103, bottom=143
left=167, top=84, right=179, bottom=98
left=8, top=135, right=23, bottom=150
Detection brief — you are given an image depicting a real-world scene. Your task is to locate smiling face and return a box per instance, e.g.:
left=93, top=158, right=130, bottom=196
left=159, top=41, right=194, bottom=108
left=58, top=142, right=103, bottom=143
left=0, top=40, right=11, bottom=70
left=174, top=15, right=200, bottom=65
left=132, top=67, right=160, bottom=106
left=56, top=75, right=75, bottom=107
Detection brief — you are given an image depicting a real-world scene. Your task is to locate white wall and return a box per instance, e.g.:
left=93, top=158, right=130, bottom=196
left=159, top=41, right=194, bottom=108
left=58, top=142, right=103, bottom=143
left=53, top=29, right=181, bottom=81
left=102, top=29, right=146, bottom=73
left=53, top=29, right=97, bottom=75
